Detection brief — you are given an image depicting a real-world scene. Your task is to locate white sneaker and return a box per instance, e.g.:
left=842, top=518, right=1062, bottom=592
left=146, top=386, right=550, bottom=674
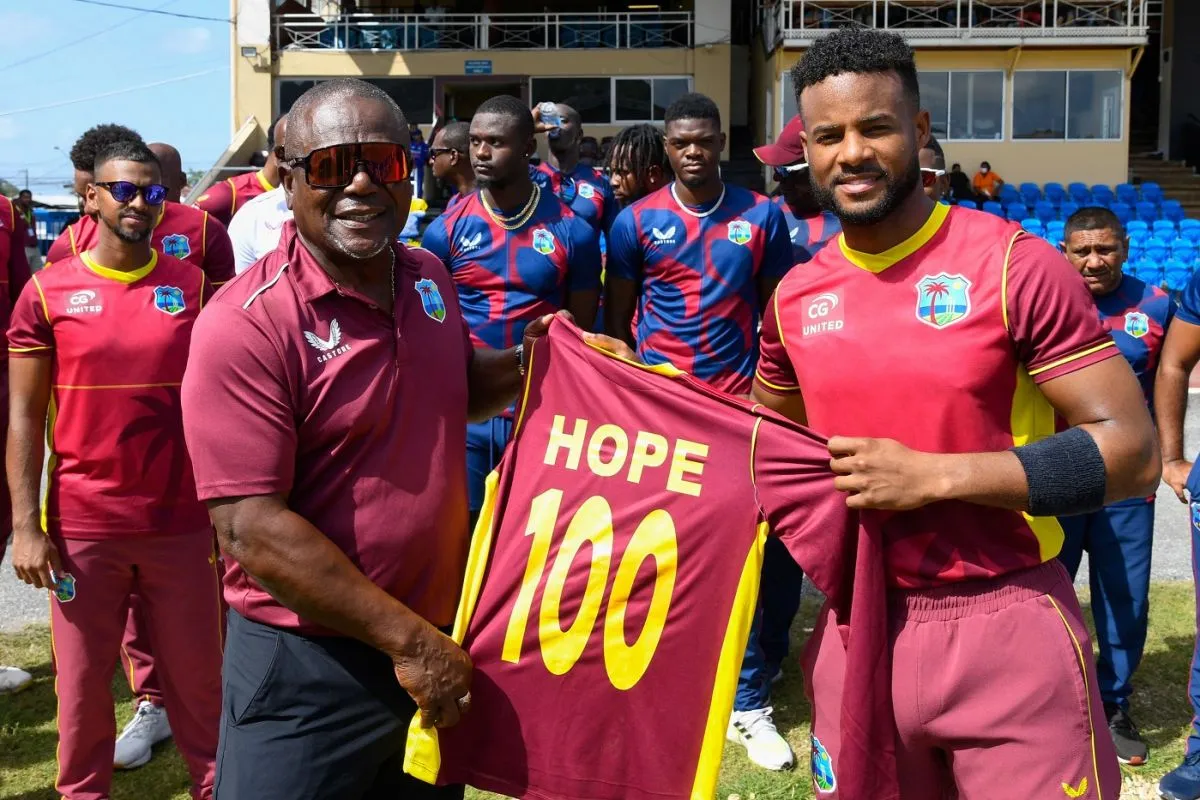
left=114, top=700, right=172, bottom=769
left=726, top=706, right=795, bottom=771
left=0, top=666, right=31, bottom=693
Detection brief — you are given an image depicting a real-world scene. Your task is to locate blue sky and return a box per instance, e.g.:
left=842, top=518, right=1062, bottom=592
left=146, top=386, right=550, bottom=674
left=0, top=0, right=231, bottom=197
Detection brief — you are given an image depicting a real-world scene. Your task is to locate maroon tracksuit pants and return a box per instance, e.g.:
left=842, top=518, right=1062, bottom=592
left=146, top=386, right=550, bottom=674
left=50, top=531, right=222, bottom=800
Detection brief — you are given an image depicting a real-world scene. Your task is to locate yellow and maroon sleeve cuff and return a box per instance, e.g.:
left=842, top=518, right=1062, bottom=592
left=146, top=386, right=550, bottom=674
left=754, top=370, right=801, bottom=395
left=1027, top=340, right=1118, bottom=384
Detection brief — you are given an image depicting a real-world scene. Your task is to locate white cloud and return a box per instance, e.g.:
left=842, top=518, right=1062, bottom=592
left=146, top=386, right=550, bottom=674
left=0, top=119, right=19, bottom=142
left=175, top=27, right=214, bottom=55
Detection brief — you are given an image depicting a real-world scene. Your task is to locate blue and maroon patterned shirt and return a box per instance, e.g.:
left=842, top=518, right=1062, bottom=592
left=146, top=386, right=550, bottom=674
left=531, top=162, right=618, bottom=235
left=1097, top=273, right=1175, bottom=408
left=606, top=182, right=793, bottom=394
left=422, top=187, right=601, bottom=350
left=773, top=197, right=841, bottom=265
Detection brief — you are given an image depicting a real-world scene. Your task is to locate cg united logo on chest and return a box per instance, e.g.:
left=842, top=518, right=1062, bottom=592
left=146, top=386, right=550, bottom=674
left=66, top=289, right=102, bottom=315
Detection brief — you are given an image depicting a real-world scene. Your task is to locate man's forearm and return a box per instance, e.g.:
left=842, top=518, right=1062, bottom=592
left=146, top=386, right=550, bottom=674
left=6, top=420, right=44, bottom=534
left=929, top=449, right=1030, bottom=511
left=1155, top=362, right=1190, bottom=463
left=215, top=501, right=436, bottom=659
left=931, top=420, right=1157, bottom=511
left=467, top=347, right=522, bottom=422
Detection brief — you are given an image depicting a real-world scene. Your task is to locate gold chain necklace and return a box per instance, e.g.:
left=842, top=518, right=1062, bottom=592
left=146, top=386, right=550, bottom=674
left=481, top=184, right=540, bottom=231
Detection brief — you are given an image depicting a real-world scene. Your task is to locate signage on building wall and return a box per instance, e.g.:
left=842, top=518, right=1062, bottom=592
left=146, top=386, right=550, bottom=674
left=465, top=60, right=493, bottom=75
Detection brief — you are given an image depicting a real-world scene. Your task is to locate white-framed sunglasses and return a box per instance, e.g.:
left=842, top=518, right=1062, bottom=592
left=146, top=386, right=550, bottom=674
left=921, top=167, right=947, bottom=187
left=772, top=162, right=809, bottom=180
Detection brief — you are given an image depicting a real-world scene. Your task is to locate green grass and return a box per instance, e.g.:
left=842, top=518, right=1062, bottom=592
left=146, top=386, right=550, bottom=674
left=2, top=583, right=1198, bottom=799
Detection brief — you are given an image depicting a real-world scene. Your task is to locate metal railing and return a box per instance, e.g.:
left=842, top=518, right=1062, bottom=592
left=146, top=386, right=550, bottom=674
left=761, top=0, right=1147, bottom=46
left=275, top=11, right=693, bottom=52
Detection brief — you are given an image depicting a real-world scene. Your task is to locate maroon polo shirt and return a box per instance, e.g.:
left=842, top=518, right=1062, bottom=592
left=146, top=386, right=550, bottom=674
left=181, top=222, right=473, bottom=633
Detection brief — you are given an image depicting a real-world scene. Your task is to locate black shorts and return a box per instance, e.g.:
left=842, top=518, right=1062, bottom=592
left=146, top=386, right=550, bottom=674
left=216, top=610, right=465, bottom=800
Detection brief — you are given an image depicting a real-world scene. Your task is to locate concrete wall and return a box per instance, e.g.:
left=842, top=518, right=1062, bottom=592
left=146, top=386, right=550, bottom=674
left=759, top=47, right=1135, bottom=187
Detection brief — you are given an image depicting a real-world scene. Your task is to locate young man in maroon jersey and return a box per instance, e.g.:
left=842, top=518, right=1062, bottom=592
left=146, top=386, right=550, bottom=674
left=8, top=139, right=221, bottom=800
left=44, top=122, right=183, bottom=769
left=752, top=29, right=1158, bottom=799
left=0, top=191, right=31, bottom=693
left=47, top=125, right=235, bottom=288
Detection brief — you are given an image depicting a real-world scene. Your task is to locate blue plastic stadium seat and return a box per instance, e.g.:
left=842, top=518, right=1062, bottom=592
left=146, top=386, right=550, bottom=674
left=1044, top=183, right=1066, bottom=206
left=1180, top=218, right=1200, bottom=230
left=1111, top=202, right=1133, bottom=225
left=997, top=185, right=1021, bottom=205
left=1145, top=237, right=1171, bottom=263
left=1136, top=260, right=1164, bottom=286
left=1164, top=260, right=1192, bottom=292
left=1005, top=203, right=1028, bottom=221
left=1046, top=219, right=1066, bottom=237
left=1173, top=242, right=1197, bottom=262
left=1019, top=182, right=1041, bottom=205
left=1163, top=199, right=1186, bottom=223
left=1116, top=183, right=1139, bottom=207
left=1127, top=220, right=1150, bottom=236
left=1059, top=200, right=1080, bottom=221
left=1091, top=185, right=1116, bottom=205
left=1141, top=182, right=1163, bottom=205
left=1021, top=218, right=1044, bottom=236
left=1137, top=201, right=1159, bottom=224
left=983, top=201, right=1005, bottom=217
left=956, top=199, right=977, bottom=210
left=1153, top=219, right=1178, bottom=237
left=1181, top=227, right=1200, bottom=245
left=1032, top=201, right=1055, bottom=224
left=1127, top=244, right=1144, bottom=263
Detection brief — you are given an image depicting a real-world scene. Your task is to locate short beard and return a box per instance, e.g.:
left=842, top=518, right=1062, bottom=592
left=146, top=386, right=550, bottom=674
left=813, top=155, right=922, bottom=225
left=475, top=172, right=512, bottom=193
left=109, top=219, right=151, bottom=244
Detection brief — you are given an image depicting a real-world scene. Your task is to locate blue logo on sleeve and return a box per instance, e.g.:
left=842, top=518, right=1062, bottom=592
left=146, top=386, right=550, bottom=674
left=414, top=278, right=446, bottom=323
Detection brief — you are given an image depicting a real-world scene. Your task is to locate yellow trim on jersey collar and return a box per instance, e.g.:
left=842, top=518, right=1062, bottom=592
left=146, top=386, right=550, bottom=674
left=80, top=250, right=158, bottom=283
left=838, top=201, right=950, bottom=274
left=255, top=170, right=275, bottom=191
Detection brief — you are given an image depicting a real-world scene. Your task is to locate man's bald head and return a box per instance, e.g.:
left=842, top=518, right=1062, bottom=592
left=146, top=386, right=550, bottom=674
left=285, top=78, right=408, bottom=160
left=148, top=142, right=186, bottom=202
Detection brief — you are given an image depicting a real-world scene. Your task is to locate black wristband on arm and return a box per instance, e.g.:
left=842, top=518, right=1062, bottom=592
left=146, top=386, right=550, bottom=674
left=1009, top=427, right=1107, bottom=517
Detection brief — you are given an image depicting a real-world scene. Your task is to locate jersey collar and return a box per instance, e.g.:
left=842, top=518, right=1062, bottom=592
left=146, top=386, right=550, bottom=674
left=81, top=250, right=158, bottom=284
left=838, top=201, right=950, bottom=274
left=255, top=170, right=275, bottom=192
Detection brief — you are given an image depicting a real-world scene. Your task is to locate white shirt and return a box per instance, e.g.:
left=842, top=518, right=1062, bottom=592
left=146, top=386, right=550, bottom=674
left=228, top=186, right=292, bottom=274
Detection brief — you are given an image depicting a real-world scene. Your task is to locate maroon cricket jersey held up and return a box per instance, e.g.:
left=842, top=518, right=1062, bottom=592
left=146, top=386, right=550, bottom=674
left=404, top=320, right=895, bottom=800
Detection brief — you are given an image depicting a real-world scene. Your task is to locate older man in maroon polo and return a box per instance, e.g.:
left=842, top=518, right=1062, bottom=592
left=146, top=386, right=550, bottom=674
left=180, top=79, right=583, bottom=799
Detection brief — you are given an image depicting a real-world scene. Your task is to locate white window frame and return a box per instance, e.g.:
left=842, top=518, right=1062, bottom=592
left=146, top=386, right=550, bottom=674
left=529, top=75, right=693, bottom=124
left=611, top=75, right=695, bottom=124
left=917, top=69, right=1007, bottom=143
left=780, top=70, right=796, bottom=136
left=1011, top=68, right=1125, bottom=142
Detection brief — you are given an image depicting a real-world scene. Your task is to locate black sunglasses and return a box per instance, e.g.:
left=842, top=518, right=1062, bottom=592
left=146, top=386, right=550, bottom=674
left=429, top=147, right=459, bottom=158
left=94, top=181, right=168, bottom=206
left=284, top=142, right=412, bottom=189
